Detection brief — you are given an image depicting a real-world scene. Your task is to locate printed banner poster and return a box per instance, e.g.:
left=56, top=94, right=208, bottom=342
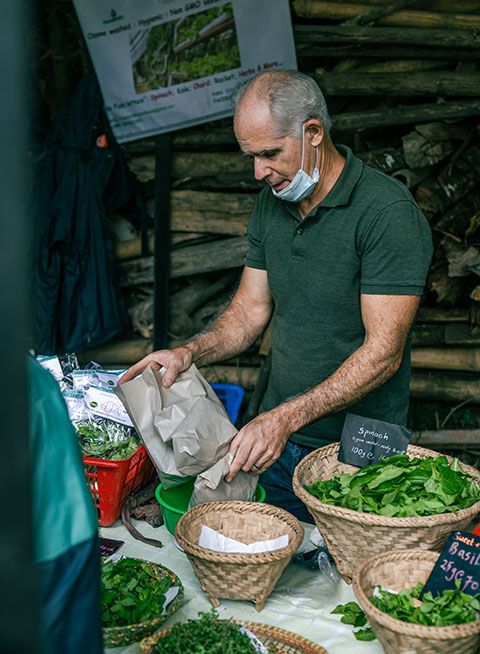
left=73, top=0, right=297, bottom=143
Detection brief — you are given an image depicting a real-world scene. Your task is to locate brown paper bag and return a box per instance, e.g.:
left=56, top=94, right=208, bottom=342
left=116, top=364, right=256, bottom=505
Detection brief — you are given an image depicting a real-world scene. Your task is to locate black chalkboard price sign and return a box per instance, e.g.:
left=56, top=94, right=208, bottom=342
left=422, top=531, right=480, bottom=598
left=338, top=413, right=411, bottom=468
left=100, top=537, right=124, bottom=558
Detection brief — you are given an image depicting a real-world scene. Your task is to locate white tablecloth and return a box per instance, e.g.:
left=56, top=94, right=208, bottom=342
left=102, top=519, right=384, bottom=654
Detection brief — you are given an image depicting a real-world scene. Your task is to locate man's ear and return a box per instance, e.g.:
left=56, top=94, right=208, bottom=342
left=304, top=119, right=325, bottom=147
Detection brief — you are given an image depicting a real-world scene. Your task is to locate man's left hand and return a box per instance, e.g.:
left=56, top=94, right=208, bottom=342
left=225, top=410, right=290, bottom=482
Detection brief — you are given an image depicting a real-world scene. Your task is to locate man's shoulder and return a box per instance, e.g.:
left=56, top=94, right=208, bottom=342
left=356, top=159, right=416, bottom=207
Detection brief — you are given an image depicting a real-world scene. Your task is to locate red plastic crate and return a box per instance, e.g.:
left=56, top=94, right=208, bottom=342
left=83, top=445, right=155, bottom=526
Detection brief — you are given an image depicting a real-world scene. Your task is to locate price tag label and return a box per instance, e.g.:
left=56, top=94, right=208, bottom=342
left=338, top=413, right=411, bottom=467
left=422, top=531, right=480, bottom=598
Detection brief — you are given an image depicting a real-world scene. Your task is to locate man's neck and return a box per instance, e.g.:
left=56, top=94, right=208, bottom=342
left=297, top=142, right=346, bottom=218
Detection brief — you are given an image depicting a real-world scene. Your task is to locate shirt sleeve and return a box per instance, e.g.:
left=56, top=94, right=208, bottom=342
left=245, top=192, right=267, bottom=270
left=359, top=200, right=433, bottom=295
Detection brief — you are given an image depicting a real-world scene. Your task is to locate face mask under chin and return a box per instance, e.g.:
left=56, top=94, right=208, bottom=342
left=271, top=126, right=319, bottom=203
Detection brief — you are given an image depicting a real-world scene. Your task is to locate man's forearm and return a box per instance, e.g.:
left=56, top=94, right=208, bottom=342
left=183, top=293, right=271, bottom=367
left=273, top=340, right=404, bottom=434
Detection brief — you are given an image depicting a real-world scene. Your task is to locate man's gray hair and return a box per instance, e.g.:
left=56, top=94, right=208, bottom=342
left=234, top=69, right=332, bottom=137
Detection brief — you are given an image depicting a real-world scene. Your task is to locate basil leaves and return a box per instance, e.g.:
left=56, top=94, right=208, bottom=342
left=333, top=581, right=480, bottom=641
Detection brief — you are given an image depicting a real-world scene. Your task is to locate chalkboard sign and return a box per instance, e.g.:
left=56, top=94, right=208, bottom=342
left=100, top=537, right=124, bottom=558
left=338, top=413, right=411, bottom=468
left=422, top=531, right=480, bottom=598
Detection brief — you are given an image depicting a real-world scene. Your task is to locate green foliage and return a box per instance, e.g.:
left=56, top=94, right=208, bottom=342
left=372, top=581, right=480, bottom=627
left=101, top=558, right=173, bottom=628
left=331, top=602, right=375, bottom=641
left=174, top=45, right=240, bottom=78
left=332, top=583, right=480, bottom=642
left=76, top=421, right=140, bottom=460
left=174, top=6, right=232, bottom=46
left=146, top=24, right=171, bottom=57
left=153, top=610, right=274, bottom=654
left=305, top=455, right=480, bottom=517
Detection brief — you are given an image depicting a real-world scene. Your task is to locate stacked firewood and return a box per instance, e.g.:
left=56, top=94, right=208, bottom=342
left=79, top=1, right=480, bottom=419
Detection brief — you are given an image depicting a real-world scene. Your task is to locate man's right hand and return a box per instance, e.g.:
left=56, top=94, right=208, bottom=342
left=118, top=346, right=193, bottom=387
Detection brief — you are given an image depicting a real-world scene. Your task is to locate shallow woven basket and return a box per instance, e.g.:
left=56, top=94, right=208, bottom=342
left=140, top=619, right=328, bottom=654
left=102, top=561, right=184, bottom=648
left=292, top=442, right=480, bottom=581
left=352, top=549, right=480, bottom=654
left=174, top=501, right=304, bottom=611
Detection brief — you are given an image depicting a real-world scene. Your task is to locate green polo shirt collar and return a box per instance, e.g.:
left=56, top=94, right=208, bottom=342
left=285, top=144, right=363, bottom=220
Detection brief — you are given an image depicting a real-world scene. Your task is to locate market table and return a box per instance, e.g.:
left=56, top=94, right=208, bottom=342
left=102, top=519, right=384, bottom=654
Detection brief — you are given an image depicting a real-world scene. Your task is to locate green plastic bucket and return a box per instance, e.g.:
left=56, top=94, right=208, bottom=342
left=155, top=478, right=266, bottom=534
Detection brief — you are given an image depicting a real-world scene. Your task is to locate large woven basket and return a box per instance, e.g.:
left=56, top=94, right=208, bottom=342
left=140, top=619, right=328, bottom=654
left=292, top=442, right=480, bottom=581
left=352, top=549, right=480, bottom=654
left=102, top=561, right=184, bottom=648
left=174, top=501, right=304, bottom=611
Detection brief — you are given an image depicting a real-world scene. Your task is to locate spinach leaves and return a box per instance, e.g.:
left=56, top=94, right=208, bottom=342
left=306, top=455, right=480, bottom=517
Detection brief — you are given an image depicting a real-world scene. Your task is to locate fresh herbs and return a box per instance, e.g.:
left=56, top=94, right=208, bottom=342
left=330, top=602, right=375, bottom=641
left=372, top=581, right=480, bottom=627
left=332, top=581, right=480, bottom=641
left=153, top=610, right=274, bottom=654
left=77, top=420, right=140, bottom=460
left=101, top=558, right=173, bottom=627
left=306, top=455, right=480, bottom=517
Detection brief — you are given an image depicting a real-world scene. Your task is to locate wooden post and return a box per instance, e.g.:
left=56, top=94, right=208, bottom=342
left=153, top=134, right=171, bottom=350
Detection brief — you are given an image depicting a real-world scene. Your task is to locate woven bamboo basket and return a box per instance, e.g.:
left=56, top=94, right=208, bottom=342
left=174, top=501, right=304, bottom=611
left=140, top=619, right=328, bottom=654
left=292, top=443, right=480, bottom=581
left=352, top=549, right=480, bottom=654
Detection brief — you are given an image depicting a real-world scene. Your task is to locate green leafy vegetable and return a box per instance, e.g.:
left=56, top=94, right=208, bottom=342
left=153, top=610, right=275, bottom=654
left=77, top=421, right=140, bottom=460
left=332, top=582, right=480, bottom=641
left=372, top=580, right=480, bottom=627
left=101, top=558, right=173, bottom=627
left=331, top=602, right=375, bottom=641
left=306, top=455, right=480, bottom=517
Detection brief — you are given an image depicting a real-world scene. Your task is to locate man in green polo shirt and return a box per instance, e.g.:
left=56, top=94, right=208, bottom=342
left=121, top=70, right=432, bottom=522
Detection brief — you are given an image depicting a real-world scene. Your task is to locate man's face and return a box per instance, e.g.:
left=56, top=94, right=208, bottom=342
left=234, top=100, right=303, bottom=193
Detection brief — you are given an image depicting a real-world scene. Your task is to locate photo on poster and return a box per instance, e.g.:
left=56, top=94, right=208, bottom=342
left=130, top=3, right=240, bottom=93
left=72, top=0, right=296, bottom=141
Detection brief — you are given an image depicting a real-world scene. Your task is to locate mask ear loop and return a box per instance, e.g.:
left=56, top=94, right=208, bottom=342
left=300, top=123, right=307, bottom=171
left=301, top=123, right=319, bottom=173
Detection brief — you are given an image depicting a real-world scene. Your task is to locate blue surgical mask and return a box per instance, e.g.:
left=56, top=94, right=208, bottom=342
left=271, top=125, right=319, bottom=202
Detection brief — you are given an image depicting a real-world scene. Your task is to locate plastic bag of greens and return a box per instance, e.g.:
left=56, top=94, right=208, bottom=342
left=77, top=418, right=140, bottom=460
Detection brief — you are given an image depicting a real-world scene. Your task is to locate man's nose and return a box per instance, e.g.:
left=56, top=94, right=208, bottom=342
left=253, top=157, right=270, bottom=181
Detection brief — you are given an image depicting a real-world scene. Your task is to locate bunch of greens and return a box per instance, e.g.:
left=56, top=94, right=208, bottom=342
left=101, top=558, right=174, bottom=628
left=154, top=610, right=274, bottom=654
left=306, top=455, right=480, bottom=517
left=332, top=582, right=480, bottom=641
left=372, top=581, right=480, bottom=627
left=77, top=420, right=140, bottom=460
left=331, top=602, right=375, bottom=641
